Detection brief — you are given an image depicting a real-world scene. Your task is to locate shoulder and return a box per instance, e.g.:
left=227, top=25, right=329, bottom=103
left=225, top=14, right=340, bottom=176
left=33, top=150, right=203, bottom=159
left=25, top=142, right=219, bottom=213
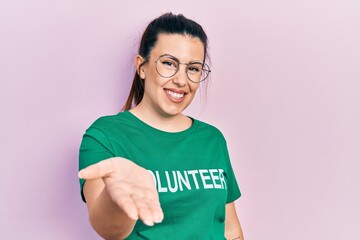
left=86, top=112, right=129, bottom=132
left=192, top=117, right=226, bottom=141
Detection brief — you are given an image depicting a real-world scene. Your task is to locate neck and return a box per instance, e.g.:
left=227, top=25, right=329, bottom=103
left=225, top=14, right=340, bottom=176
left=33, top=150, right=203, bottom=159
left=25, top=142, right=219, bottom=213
left=129, top=104, right=192, bottom=132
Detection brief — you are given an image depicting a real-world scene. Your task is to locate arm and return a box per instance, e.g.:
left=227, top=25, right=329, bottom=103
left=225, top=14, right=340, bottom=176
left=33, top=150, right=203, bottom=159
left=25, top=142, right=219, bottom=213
left=84, top=179, right=136, bottom=239
left=225, top=202, right=244, bottom=240
left=79, top=157, right=164, bottom=240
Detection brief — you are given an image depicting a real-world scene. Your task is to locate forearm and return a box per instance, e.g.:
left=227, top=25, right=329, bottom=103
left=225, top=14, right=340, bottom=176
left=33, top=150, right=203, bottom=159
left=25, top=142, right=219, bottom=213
left=89, top=187, right=136, bottom=240
left=225, top=227, right=244, bottom=240
left=225, top=202, right=244, bottom=240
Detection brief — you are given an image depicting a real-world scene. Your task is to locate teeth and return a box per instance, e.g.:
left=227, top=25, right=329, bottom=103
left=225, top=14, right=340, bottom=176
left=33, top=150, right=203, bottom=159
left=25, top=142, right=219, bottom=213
left=166, top=90, right=184, bottom=99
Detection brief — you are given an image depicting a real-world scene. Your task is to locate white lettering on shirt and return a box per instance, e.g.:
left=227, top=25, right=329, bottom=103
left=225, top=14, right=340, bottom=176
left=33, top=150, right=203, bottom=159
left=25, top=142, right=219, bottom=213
left=148, top=169, right=227, bottom=193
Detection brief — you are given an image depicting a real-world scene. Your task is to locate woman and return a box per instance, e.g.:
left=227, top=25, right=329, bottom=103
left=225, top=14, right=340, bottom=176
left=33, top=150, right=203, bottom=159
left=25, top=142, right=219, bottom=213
left=78, top=12, right=244, bottom=240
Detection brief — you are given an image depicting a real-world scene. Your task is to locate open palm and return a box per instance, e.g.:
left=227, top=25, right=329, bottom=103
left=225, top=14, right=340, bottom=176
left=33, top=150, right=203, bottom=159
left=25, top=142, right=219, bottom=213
left=79, top=157, right=164, bottom=226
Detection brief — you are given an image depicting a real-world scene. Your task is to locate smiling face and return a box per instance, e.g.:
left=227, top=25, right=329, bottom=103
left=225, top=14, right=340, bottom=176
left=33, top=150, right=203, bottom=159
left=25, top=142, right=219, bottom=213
left=136, top=33, right=205, bottom=118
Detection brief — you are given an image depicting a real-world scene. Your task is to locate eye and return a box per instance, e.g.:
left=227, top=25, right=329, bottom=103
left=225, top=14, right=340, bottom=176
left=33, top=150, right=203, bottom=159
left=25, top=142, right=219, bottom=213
left=160, top=58, right=178, bottom=69
left=187, top=64, right=201, bottom=73
left=163, top=61, right=174, bottom=67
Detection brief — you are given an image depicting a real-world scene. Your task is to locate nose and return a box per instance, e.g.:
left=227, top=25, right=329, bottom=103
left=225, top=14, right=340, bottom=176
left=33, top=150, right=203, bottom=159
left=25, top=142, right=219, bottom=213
left=172, top=64, right=188, bottom=86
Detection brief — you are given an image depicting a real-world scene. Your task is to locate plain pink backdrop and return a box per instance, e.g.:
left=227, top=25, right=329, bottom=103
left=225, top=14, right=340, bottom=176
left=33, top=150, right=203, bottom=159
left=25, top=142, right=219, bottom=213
left=1, top=0, right=359, bottom=239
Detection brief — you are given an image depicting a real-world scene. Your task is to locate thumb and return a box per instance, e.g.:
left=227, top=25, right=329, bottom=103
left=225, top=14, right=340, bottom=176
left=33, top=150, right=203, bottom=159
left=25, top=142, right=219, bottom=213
left=78, top=158, right=117, bottom=180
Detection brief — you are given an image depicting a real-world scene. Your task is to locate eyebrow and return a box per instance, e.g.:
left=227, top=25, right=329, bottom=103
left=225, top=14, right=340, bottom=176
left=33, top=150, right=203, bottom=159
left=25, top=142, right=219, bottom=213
left=159, top=53, right=204, bottom=64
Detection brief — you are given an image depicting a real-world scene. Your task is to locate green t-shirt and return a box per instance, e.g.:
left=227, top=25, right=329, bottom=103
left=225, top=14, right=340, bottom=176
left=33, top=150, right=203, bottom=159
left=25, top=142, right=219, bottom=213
left=79, top=111, right=241, bottom=239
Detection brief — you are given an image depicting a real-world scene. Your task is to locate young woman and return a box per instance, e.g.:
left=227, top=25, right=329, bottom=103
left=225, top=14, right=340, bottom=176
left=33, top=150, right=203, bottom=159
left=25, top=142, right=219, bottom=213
left=78, top=13, right=244, bottom=240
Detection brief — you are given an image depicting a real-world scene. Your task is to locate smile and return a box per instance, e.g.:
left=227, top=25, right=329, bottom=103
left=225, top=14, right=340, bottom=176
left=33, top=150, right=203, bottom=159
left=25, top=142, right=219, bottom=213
left=165, top=89, right=186, bottom=101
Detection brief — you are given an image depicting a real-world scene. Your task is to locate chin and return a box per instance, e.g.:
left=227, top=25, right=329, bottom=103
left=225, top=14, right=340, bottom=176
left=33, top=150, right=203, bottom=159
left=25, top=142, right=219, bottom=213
left=160, top=105, right=187, bottom=117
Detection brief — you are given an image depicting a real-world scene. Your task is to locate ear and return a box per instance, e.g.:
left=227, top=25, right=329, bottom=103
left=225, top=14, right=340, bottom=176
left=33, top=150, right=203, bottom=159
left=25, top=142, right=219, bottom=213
left=135, top=55, right=146, bottom=79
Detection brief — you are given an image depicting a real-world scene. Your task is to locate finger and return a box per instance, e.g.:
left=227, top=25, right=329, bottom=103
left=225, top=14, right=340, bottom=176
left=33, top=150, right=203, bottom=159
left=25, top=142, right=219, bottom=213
left=131, top=188, right=164, bottom=226
left=78, top=158, right=116, bottom=180
left=145, top=194, right=164, bottom=224
left=132, top=195, right=155, bottom=226
left=148, top=200, right=164, bottom=224
left=112, top=192, right=139, bottom=221
left=141, top=188, right=163, bottom=223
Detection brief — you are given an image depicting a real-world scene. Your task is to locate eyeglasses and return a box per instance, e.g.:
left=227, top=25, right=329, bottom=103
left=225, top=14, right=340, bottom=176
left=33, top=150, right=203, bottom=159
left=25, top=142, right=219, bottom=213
left=154, top=54, right=211, bottom=83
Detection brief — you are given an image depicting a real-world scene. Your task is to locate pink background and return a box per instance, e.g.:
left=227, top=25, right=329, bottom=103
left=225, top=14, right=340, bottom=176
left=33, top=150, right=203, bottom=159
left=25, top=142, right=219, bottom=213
left=1, top=0, right=359, bottom=239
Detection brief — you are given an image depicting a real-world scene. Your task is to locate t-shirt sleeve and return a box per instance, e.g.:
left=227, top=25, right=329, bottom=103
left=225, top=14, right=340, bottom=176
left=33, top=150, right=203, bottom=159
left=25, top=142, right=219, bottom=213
left=78, top=126, right=115, bottom=202
left=222, top=139, right=241, bottom=203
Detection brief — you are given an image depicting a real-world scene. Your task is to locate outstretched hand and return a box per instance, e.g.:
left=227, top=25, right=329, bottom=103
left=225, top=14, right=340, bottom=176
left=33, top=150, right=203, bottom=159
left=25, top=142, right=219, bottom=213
left=78, top=157, right=163, bottom=226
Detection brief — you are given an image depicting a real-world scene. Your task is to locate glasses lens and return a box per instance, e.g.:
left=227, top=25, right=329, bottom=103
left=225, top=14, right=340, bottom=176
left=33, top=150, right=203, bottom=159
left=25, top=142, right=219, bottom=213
left=188, top=63, right=211, bottom=82
left=156, top=55, right=211, bottom=82
left=156, top=56, right=178, bottom=78
left=202, top=63, right=210, bottom=82
left=186, top=63, right=203, bottom=82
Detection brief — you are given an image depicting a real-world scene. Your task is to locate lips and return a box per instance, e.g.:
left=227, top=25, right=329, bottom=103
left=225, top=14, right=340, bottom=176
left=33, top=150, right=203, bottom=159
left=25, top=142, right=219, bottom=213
left=164, top=89, right=187, bottom=102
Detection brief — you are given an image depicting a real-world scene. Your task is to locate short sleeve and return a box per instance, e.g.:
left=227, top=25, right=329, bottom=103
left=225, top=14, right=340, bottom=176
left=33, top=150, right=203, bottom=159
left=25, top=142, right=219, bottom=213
left=222, top=139, right=241, bottom=203
left=78, top=127, right=115, bottom=202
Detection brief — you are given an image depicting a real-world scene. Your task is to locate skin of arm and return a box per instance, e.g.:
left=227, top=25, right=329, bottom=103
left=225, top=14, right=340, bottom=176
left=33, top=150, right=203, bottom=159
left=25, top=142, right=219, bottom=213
left=80, top=157, right=163, bottom=240
left=83, top=179, right=136, bottom=240
left=225, top=202, right=244, bottom=240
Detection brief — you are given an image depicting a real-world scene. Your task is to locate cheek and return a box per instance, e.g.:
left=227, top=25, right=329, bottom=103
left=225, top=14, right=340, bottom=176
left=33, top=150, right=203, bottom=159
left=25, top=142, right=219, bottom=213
left=144, top=76, right=166, bottom=93
left=189, top=83, right=200, bottom=93
left=142, top=64, right=157, bottom=80
left=143, top=68, right=160, bottom=84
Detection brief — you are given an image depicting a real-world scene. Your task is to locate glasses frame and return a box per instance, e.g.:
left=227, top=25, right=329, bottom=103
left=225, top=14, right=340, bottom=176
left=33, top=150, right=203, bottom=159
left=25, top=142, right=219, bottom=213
left=154, top=54, right=211, bottom=83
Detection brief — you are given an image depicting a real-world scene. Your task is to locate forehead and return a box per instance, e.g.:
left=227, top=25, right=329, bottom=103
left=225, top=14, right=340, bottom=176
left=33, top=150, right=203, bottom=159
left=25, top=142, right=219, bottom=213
left=151, top=33, right=205, bottom=62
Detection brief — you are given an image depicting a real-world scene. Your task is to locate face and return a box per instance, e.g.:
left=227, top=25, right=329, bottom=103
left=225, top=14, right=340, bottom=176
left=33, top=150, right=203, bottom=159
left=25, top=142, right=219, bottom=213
left=136, top=33, right=205, bottom=118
